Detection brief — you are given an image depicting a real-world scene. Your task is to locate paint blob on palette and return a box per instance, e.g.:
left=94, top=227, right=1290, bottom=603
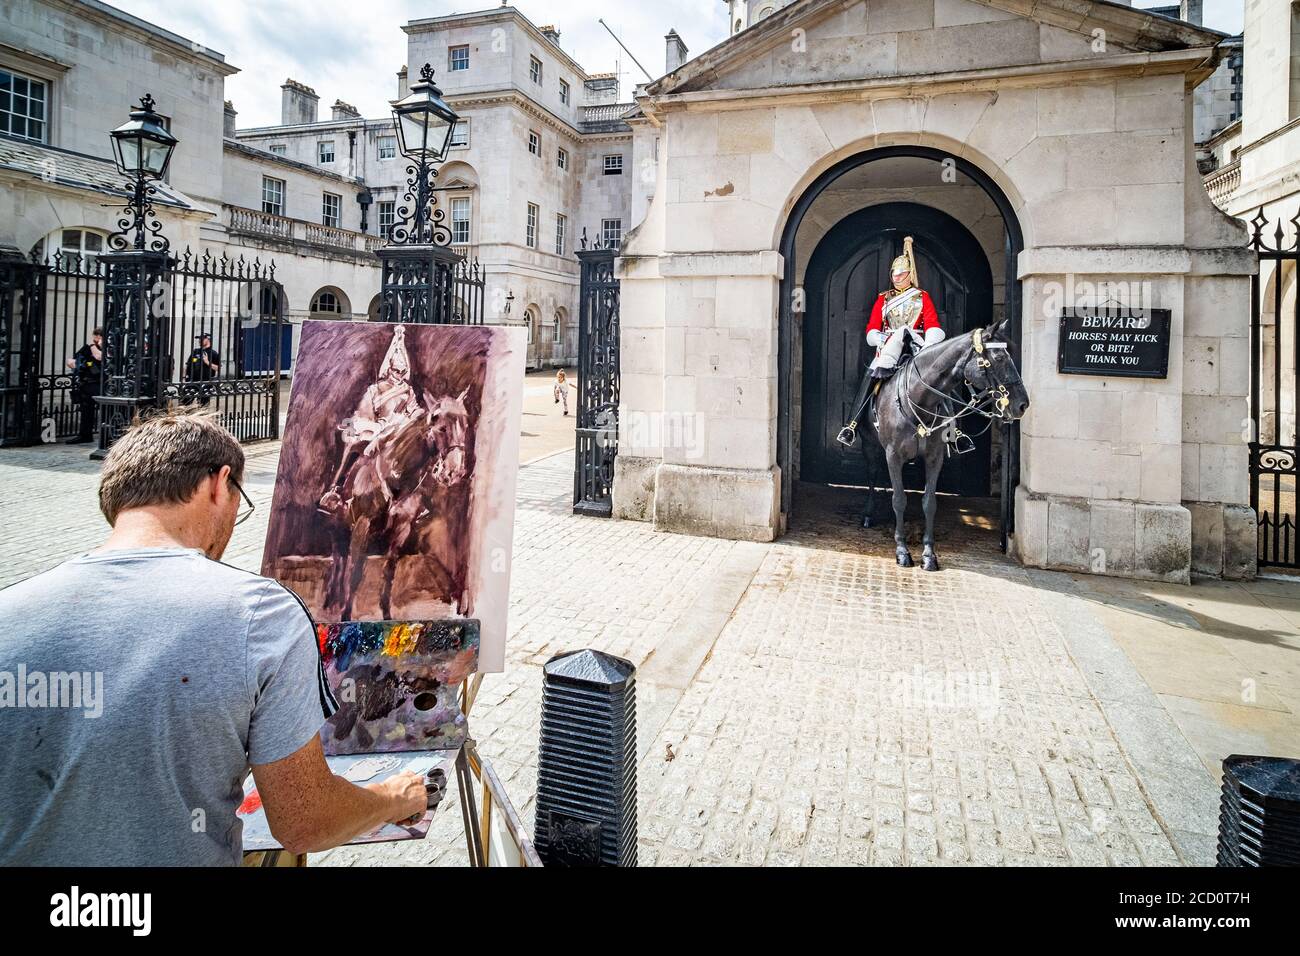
left=318, top=619, right=478, bottom=756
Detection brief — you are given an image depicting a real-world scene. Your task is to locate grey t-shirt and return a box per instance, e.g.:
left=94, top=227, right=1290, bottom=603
left=0, top=548, right=336, bottom=866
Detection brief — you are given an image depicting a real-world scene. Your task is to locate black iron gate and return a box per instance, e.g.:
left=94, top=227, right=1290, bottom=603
left=0, top=249, right=41, bottom=445
left=0, top=246, right=285, bottom=447
left=573, top=240, right=619, bottom=516
left=160, top=249, right=285, bottom=442
left=1249, top=208, right=1300, bottom=568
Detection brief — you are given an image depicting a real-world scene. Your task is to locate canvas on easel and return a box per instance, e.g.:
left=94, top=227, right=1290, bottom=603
left=260, top=320, right=525, bottom=672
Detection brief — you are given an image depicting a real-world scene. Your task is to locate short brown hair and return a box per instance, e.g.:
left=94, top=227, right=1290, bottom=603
left=98, top=412, right=245, bottom=525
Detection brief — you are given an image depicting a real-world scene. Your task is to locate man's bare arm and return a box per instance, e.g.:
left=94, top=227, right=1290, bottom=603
left=251, top=735, right=426, bottom=855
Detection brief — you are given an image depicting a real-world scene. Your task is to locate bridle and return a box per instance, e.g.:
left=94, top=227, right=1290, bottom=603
left=894, top=328, right=1021, bottom=453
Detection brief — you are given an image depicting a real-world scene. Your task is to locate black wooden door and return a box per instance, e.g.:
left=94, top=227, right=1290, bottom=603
left=801, top=202, right=993, bottom=493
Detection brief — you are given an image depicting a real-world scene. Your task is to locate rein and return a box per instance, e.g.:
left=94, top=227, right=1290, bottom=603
left=891, top=328, right=1016, bottom=450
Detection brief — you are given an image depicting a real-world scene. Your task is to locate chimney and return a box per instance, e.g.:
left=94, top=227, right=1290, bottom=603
left=1180, top=0, right=1202, bottom=24
left=665, top=29, right=688, bottom=74
left=332, top=99, right=360, bottom=121
left=397, top=65, right=408, bottom=99
left=539, top=24, right=561, bottom=45
left=583, top=73, right=619, bottom=107
left=223, top=100, right=237, bottom=137
left=280, top=79, right=319, bottom=125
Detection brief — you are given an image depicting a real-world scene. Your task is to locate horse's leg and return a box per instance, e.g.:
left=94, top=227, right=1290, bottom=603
left=378, top=495, right=422, bottom=619
left=379, top=550, right=397, bottom=620
left=325, top=526, right=344, bottom=611
left=860, top=439, right=880, bottom=529
left=885, top=445, right=913, bottom=567
left=343, top=513, right=372, bottom=620
left=921, top=442, right=944, bottom=572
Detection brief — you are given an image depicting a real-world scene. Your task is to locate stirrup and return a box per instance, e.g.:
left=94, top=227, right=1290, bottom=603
left=836, top=423, right=857, bottom=447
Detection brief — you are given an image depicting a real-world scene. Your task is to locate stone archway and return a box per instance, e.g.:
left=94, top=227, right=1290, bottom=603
left=776, top=145, right=1026, bottom=548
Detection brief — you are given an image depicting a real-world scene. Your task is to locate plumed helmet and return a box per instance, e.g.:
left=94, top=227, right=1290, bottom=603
left=890, top=236, right=919, bottom=289
left=379, top=324, right=411, bottom=378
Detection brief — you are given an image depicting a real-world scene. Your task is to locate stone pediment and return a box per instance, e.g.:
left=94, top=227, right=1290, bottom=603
left=649, top=0, right=1226, bottom=96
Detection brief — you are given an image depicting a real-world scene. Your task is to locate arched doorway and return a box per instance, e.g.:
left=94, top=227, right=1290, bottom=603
left=777, top=146, right=1025, bottom=548
left=801, top=202, right=993, bottom=494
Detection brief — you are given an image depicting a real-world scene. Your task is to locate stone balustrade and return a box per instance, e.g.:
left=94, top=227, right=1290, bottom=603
left=224, top=204, right=380, bottom=256
left=1204, top=162, right=1240, bottom=208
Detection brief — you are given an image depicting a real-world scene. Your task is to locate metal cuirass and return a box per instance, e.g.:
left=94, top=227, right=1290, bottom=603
left=881, top=288, right=923, bottom=332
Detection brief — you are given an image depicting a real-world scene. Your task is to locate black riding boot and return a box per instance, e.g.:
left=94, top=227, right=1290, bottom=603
left=836, top=367, right=877, bottom=446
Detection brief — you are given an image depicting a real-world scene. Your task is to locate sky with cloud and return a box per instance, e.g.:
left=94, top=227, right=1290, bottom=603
left=103, top=0, right=1245, bottom=129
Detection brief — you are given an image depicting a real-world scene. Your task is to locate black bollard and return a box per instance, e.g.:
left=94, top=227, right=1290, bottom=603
left=534, top=649, right=637, bottom=867
left=1216, top=755, right=1300, bottom=867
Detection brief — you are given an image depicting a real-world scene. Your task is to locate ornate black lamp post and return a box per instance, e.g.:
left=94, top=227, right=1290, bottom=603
left=377, top=64, right=463, bottom=324
left=92, top=94, right=178, bottom=458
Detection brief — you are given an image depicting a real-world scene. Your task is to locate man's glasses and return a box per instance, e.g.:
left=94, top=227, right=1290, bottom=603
left=211, top=466, right=256, bottom=526
left=229, top=477, right=256, bottom=526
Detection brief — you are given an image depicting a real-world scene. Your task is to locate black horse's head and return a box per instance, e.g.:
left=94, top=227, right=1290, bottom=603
left=962, top=319, right=1029, bottom=421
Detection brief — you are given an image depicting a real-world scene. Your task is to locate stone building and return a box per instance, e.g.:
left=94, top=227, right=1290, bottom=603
left=232, top=7, right=640, bottom=369
left=0, top=2, right=639, bottom=371
left=614, top=0, right=1257, bottom=583
left=0, top=0, right=387, bottom=371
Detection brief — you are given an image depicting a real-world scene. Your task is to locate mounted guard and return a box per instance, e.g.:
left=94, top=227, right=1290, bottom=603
left=838, top=236, right=945, bottom=446
left=319, top=324, right=424, bottom=514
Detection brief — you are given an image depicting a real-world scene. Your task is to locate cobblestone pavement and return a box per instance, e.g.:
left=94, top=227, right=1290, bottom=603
left=1, top=441, right=1225, bottom=866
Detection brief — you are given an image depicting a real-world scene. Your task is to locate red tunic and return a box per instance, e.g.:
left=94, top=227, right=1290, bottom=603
left=866, top=289, right=941, bottom=336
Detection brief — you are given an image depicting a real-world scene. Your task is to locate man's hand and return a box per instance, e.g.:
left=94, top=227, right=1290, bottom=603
left=371, top=771, right=427, bottom=826
left=252, top=736, right=432, bottom=855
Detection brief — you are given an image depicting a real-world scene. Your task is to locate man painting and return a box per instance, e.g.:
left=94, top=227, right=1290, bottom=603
left=0, top=413, right=428, bottom=865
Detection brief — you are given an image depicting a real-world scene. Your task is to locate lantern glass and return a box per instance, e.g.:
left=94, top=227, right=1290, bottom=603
left=109, top=95, right=177, bottom=180
left=391, top=65, right=458, bottom=162
left=141, top=136, right=172, bottom=177
left=113, top=135, right=140, bottom=175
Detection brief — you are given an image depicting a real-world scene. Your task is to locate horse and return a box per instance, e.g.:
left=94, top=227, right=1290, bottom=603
left=323, top=389, right=471, bottom=620
left=845, top=319, right=1029, bottom=572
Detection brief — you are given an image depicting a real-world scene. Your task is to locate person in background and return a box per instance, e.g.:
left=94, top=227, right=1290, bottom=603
left=0, top=412, right=427, bottom=865
left=65, top=327, right=103, bottom=445
left=186, top=332, right=221, bottom=406
left=553, top=368, right=575, bottom=416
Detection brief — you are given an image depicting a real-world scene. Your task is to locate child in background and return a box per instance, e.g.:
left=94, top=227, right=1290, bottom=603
left=553, top=369, right=574, bottom=415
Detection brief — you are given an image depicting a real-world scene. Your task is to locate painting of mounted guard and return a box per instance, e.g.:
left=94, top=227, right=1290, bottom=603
left=261, top=320, right=525, bottom=671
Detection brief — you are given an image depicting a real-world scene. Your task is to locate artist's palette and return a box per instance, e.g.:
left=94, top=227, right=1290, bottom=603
left=239, top=751, right=456, bottom=851
left=318, top=619, right=478, bottom=755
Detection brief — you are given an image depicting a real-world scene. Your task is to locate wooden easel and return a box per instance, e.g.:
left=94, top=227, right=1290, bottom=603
left=457, top=674, right=542, bottom=868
